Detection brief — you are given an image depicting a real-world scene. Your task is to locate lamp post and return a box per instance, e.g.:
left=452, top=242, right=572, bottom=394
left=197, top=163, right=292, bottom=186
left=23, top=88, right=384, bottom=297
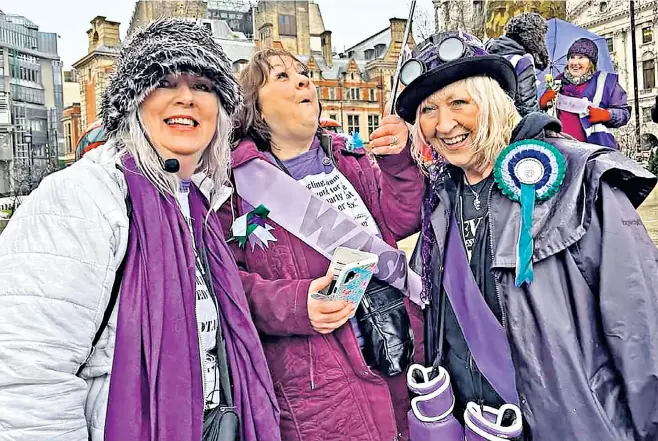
left=23, top=130, right=33, bottom=166
left=630, top=0, right=641, bottom=155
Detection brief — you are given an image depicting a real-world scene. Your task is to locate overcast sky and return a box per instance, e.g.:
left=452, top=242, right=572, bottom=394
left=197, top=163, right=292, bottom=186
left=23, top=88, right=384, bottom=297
left=2, top=0, right=435, bottom=70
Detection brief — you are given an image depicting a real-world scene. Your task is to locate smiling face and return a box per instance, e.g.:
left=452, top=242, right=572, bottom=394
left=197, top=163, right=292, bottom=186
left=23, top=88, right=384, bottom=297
left=418, top=82, right=480, bottom=170
left=258, top=56, right=319, bottom=141
left=567, top=54, right=592, bottom=78
left=140, top=73, right=219, bottom=161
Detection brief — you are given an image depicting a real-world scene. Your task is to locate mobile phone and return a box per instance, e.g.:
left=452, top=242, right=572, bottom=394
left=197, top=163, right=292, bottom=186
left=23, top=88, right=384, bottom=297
left=323, top=247, right=379, bottom=317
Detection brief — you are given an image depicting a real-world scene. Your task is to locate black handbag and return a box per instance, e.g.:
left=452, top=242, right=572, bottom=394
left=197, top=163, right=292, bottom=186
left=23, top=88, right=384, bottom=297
left=355, top=278, right=415, bottom=376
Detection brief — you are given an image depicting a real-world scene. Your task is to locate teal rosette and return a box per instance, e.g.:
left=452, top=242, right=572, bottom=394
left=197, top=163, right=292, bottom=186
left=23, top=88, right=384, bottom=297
left=493, top=140, right=566, bottom=286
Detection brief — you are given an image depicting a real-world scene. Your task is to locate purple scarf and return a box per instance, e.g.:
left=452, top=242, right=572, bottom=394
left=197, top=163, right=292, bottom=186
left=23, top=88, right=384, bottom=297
left=105, top=154, right=280, bottom=441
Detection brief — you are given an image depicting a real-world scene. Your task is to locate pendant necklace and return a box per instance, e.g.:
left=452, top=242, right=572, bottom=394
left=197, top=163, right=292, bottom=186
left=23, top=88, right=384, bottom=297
left=464, top=176, right=487, bottom=211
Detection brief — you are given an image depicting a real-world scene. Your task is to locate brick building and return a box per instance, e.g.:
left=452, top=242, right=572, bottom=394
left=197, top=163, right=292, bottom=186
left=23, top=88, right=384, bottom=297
left=72, top=16, right=121, bottom=130
left=61, top=103, right=81, bottom=166
left=295, top=18, right=414, bottom=141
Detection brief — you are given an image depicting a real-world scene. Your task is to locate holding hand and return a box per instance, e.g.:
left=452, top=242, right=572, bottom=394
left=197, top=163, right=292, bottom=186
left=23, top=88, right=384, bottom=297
left=369, top=115, right=409, bottom=156
left=308, top=274, right=354, bottom=334
left=587, top=106, right=611, bottom=124
left=539, top=88, right=557, bottom=110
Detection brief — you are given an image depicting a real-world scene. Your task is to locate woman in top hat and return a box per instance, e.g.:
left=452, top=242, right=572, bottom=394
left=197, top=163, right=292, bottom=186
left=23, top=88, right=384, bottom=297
left=370, top=30, right=658, bottom=441
left=0, top=19, right=279, bottom=441
left=539, top=37, right=630, bottom=149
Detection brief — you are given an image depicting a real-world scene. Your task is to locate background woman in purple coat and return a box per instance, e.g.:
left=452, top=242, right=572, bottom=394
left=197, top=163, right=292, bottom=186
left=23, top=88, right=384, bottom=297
left=539, top=37, right=630, bottom=149
left=219, top=48, right=424, bottom=441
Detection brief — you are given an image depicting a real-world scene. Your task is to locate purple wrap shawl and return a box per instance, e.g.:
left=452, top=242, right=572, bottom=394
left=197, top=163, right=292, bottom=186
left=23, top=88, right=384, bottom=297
left=105, top=154, right=280, bottom=441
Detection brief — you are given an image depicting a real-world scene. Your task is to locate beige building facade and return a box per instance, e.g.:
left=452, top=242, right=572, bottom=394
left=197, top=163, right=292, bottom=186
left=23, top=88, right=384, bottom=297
left=72, top=16, right=121, bottom=130
left=569, top=0, right=658, bottom=156
left=254, top=0, right=325, bottom=56
left=128, top=0, right=208, bottom=36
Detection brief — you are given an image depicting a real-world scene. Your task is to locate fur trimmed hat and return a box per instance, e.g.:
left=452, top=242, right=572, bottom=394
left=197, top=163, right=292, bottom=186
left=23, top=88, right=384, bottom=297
left=101, top=18, right=242, bottom=137
left=504, top=12, right=549, bottom=70
left=567, top=38, right=598, bottom=66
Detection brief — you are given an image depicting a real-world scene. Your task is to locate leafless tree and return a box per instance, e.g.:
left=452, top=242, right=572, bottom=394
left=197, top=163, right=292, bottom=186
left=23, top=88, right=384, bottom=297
left=412, top=3, right=437, bottom=42
left=615, top=119, right=640, bottom=156
left=435, top=1, right=486, bottom=39
left=6, top=159, right=57, bottom=213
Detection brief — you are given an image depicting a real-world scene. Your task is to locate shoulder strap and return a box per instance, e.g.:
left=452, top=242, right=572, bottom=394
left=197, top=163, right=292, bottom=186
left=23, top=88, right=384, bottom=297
left=199, top=243, right=234, bottom=407
left=75, top=192, right=132, bottom=376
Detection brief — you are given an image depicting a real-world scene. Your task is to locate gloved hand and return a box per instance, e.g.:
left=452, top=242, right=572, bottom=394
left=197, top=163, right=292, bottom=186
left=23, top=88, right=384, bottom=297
left=539, top=89, right=557, bottom=109
left=587, top=106, right=611, bottom=124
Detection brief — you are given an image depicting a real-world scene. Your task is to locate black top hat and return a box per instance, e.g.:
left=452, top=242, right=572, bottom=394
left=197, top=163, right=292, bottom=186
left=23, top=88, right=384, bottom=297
left=395, top=30, right=517, bottom=124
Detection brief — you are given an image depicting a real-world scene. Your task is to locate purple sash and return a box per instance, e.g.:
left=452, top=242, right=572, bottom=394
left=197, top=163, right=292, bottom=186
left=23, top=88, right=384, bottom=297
left=233, top=158, right=425, bottom=306
left=442, top=216, right=519, bottom=405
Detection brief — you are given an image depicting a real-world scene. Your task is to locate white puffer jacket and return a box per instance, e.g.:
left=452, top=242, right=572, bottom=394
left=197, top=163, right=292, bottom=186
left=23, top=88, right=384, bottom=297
left=0, top=143, right=129, bottom=441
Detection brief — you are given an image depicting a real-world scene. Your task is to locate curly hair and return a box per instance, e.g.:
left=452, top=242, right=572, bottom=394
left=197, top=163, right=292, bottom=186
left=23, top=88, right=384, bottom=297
left=504, top=12, right=549, bottom=70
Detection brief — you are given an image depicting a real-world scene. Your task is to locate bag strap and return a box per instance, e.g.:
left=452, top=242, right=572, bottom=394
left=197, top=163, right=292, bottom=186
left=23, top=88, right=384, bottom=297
left=76, top=193, right=132, bottom=376
left=198, top=242, right=234, bottom=408
left=215, top=314, right=234, bottom=407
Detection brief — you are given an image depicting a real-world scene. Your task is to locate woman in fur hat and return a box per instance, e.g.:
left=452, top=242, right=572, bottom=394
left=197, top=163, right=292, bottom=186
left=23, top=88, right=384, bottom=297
left=486, top=12, right=549, bottom=117
left=539, top=37, right=630, bottom=149
left=0, top=18, right=280, bottom=441
left=371, top=30, right=658, bottom=441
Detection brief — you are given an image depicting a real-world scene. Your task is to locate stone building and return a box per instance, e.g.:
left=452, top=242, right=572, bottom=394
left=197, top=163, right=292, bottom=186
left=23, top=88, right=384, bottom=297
left=254, top=0, right=326, bottom=56
left=127, top=0, right=208, bottom=36
left=569, top=0, right=658, bottom=158
left=72, top=16, right=121, bottom=131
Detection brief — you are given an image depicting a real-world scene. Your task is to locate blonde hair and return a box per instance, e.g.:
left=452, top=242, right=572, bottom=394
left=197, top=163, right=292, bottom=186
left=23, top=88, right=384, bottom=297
left=410, top=76, right=521, bottom=173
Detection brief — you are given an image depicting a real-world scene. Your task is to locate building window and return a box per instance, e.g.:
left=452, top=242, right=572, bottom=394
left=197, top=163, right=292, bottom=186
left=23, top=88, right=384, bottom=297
left=369, top=89, right=376, bottom=101
left=472, top=0, right=484, bottom=16
left=606, top=36, right=614, bottom=53
left=278, top=14, right=297, bottom=36
left=349, top=87, right=361, bottom=100
left=643, top=107, right=652, bottom=123
left=347, top=114, right=360, bottom=135
left=329, top=113, right=337, bottom=121
left=350, top=73, right=355, bottom=80
left=329, top=87, right=335, bottom=100
left=368, top=114, right=379, bottom=136
left=643, top=59, right=655, bottom=89
left=643, top=27, right=653, bottom=44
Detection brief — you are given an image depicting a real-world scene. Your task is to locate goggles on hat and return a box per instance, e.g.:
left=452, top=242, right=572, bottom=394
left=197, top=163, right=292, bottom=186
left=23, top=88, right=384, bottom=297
left=399, top=34, right=475, bottom=86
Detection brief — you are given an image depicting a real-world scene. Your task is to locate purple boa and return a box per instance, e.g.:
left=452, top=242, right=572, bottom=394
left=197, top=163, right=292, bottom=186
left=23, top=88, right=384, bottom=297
left=105, top=154, right=280, bottom=441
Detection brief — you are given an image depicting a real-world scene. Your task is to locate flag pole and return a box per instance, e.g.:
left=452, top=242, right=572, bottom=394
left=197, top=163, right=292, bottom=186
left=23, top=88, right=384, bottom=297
left=390, top=0, right=417, bottom=116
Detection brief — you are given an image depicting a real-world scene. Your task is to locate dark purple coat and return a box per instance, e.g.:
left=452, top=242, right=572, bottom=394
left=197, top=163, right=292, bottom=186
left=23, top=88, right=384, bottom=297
left=219, top=134, right=425, bottom=441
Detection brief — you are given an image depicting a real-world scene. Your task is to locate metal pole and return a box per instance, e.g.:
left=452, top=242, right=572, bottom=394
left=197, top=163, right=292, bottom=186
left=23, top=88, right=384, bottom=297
left=390, top=0, right=417, bottom=115
left=630, top=0, right=642, bottom=154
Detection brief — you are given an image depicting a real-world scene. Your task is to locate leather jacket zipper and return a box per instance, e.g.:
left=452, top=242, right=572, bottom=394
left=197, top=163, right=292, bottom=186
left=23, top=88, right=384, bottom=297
left=487, top=186, right=507, bottom=329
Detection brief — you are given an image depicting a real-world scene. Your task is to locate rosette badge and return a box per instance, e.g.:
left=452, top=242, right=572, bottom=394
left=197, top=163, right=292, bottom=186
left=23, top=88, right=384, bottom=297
left=230, top=204, right=278, bottom=250
left=493, top=140, right=566, bottom=287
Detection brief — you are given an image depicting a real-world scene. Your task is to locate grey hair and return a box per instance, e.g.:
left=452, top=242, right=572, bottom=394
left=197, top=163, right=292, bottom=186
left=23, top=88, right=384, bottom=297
left=115, top=97, right=233, bottom=208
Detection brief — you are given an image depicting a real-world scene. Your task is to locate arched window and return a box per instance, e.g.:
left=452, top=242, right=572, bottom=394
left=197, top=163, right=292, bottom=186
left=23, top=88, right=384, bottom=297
left=642, top=51, right=655, bottom=90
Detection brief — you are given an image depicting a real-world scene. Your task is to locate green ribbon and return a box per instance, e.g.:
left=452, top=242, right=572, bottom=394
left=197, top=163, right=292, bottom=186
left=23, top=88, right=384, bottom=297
left=516, top=183, right=536, bottom=287
left=231, top=204, right=271, bottom=248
